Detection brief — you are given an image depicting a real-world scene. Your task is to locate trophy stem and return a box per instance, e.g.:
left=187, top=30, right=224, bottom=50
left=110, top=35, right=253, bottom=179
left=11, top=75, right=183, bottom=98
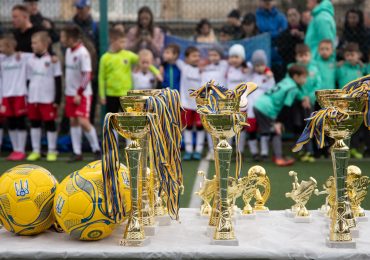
left=209, top=136, right=220, bottom=227
left=213, top=140, right=236, bottom=241
left=329, top=139, right=353, bottom=242
left=122, top=141, right=148, bottom=246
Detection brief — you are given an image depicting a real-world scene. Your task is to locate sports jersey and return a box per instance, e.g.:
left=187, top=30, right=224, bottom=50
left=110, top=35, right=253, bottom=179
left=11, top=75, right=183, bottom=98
left=27, top=53, right=62, bottom=103
left=65, top=43, right=92, bottom=96
left=132, top=70, right=156, bottom=90
left=226, top=66, right=248, bottom=90
left=98, top=49, right=160, bottom=98
left=177, top=59, right=201, bottom=110
left=254, top=76, right=303, bottom=120
left=0, top=53, right=31, bottom=97
left=201, top=60, right=228, bottom=87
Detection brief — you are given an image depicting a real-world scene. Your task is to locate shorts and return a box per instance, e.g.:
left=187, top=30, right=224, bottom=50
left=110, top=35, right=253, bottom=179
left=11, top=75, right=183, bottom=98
left=181, top=109, right=203, bottom=129
left=1, top=96, right=27, bottom=117
left=245, top=118, right=258, bottom=133
left=254, top=108, right=275, bottom=135
left=28, top=103, right=57, bottom=121
left=65, top=95, right=91, bottom=118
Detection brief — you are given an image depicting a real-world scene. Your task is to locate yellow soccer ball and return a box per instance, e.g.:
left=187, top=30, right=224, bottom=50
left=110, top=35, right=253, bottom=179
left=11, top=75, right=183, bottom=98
left=54, top=161, right=131, bottom=241
left=0, top=164, right=58, bottom=235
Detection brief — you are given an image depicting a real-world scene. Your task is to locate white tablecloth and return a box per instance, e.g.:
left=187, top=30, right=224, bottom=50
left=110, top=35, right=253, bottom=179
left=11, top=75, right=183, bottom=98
left=1, top=208, right=370, bottom=259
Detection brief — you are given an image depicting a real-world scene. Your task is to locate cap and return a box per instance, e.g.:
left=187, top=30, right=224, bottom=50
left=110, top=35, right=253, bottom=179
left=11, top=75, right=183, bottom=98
left=229, top=44, right=245, bottom=61
left=75, top=0, right=91, bottom=8
left=251, top=49, right=267, bottom=66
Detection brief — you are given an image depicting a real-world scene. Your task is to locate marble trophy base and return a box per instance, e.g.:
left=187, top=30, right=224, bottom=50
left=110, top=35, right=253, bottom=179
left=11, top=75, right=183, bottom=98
left=325, top=237, right=356, bottom=249
left=210, top=238, right=239, bottom=246
left=120, top=237, right=151, bottom=247
left=294, top=215, right=312, bottom=223
left=144, top=223, right=158, bottom=236
left=156, top=215, right=172, bottom=226
left=356, top=216, right=368, bottom=222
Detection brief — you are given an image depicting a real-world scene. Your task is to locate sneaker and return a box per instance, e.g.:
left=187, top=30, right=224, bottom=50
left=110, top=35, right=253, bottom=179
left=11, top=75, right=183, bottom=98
left=183, top=152, right=192, bottom=161
left=301, top=152, right=316, bottom=163
left=68, top=153, right=83, bottom=163
left=274, top=157, right=295, bottom=167
left=27, top=152, right=41, bottom=161
left=94, top=150, right=101, bottom=160
left=192, top=152, right=202, bottom=160
left=252, top=154, right=261, bottom=162
left=205, top=151, right=215, bottom=161
left=11, top=152, right=26, bottom=161
left=350, top=149, right=363, bottom=159
left=46, top=152, right=58, bottom=162
left=6, top=152, right=18, bottom=161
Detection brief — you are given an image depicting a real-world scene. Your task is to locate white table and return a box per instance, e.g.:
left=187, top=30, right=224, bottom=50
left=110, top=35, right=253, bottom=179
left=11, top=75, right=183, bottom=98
left=1, top=208, right=370, bottom=259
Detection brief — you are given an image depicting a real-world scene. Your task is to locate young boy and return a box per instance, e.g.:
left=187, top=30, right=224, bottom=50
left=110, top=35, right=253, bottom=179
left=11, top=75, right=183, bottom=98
left=0, top=34, right=30, bottom=161
left=132, top=49, right=157, bottom=90
left=243, top=49, right=275, bottom=161
left=99, top=28, right=161, bottom=113
left=316, top=39, right=336, bottom=90
left=254, top=64, right=308, bottom=166
left=336, top=43, right=364, bottom=88
left=177, top=46, right=203, bottom=160
left=161, top=44, right=181, bottom=91
left=26, top=32, right=62, bottom=162
left=60, top=25, right=101, bottom=162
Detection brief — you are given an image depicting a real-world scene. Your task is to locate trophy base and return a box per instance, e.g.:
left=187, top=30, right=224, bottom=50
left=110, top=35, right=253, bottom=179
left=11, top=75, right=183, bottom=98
left=143, top=224, right=158, bottom=236
left=325, top=237, right=356, bottom=249
left=239, top=212, right=257, bottom=219
left=120, top=237, right=151, bottom=247
left=356, top=216, right=368, bottom=222
left=156, top=215, right=172, bottom=226
left=350, top=227, right=360, bottom=238
left=293, top=215, right=312, bottom=223
left=285, top=209, right=295, bottom=218
left=210, top=238, right=239, bottom=246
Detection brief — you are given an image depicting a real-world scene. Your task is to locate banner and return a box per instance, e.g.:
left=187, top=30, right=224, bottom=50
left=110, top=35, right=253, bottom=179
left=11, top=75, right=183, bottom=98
left=164, top=33, right=271, bottom=66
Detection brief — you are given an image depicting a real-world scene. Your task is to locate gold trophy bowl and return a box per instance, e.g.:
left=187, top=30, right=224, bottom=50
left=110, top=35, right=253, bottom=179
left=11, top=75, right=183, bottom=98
left=113, top=112, right=151, bottom=140
left=120, top=96, right=149, bottom=112
left=201, top=114, right=245, bottom=140
left=315, top=89, right=345, bottom=108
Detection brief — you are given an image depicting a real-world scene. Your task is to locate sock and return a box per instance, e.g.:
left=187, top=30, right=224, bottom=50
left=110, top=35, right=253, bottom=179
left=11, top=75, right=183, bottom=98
left=70, top=126, right=82, bottom=155
left=207, top=134, right=213, bottom=150
left=84, top=127, right=101, bottom=152
left=195, top=130, right=205, bottom=153
left=0, top=128, right=3, bottom=150
left=17, top=130, right=27, bottom=154
left=238, top=131, right=247, bottom=153
left=260, top=135, right=270, bottom=156
left=9, top=130, right=18, bottom=152
left=30, top=128, right=42, bottom=153
left=47, top=131, right=58, bottom=153
left=248, top=139, right=258, bottom=155
left=272, top=135, right=283, bottom=159
left=184, top=130, right=193, bottom=153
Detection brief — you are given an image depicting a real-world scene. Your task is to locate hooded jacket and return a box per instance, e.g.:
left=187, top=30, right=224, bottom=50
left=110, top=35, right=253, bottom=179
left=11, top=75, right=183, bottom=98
left=304, top=0, right=336, bottom=60
left=256, top=7, right=288, bottom=39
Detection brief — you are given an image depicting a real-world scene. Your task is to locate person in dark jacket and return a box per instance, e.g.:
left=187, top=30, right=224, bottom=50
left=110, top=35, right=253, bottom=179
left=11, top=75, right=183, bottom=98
left=241, top=13, right=259, bottom=39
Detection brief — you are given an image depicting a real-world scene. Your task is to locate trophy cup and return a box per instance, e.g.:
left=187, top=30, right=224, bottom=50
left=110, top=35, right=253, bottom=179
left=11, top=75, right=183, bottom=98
left=111, top=112, right=151, bottom=247
left=346, top=165, right=370, bottom=222
left=285, top=171, right=317, bottom=222
left=315, top=90, right=367, bottom=248
left=120, top=96, right=157, bottom=234
left=314, top=176, right=336, bottom=216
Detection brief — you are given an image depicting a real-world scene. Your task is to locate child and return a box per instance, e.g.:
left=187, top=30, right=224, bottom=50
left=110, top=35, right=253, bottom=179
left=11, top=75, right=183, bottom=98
left=316, top=39, right=336, bottom=91
left=60, top=25, right=101, bottom=162
left=243, top=49, right=275, bottom=161
left=132, top=49, right=158, bottom=90
left=254, top=64, right=308, bottom=166
left=226, top=44, right=249, bottom=90
left=177, top=46, right=203, bottom=160
left=0, top=53, right=3, bottom=153
left=0, top=34, right=30, bottom=161
left=99, top=28, right=161, bottom=113
left=161, top=44, right=181, bottom=91
left=26, top=32, right=62, bottom=162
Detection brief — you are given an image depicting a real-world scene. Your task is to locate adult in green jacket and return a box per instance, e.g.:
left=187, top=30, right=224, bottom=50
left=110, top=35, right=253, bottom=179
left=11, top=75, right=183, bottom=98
left=304, top=0, right=336, bottom=60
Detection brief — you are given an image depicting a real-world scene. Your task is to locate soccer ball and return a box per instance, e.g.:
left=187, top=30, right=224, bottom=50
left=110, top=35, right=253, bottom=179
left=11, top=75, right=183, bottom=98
left=54, top=161, right=131, bottom=241
left=0, top=164, right=58, bottom=235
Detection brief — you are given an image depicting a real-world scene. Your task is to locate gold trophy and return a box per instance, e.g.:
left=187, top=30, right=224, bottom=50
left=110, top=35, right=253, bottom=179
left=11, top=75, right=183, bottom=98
left=285, top=171, right=317, bottom=222
left=315, top=89, right=366, bottom=248
left=347, top=165, right=370, bottom=221
left=314, top=176, right=336, bottom=216
left=111, top=112, right=152, bottom=247
left=251, top=166, right=270, bottom=214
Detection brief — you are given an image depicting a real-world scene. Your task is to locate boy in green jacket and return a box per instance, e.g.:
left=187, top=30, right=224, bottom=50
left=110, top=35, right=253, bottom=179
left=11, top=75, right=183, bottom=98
left=98, top=29, right=161, bottom=113
left=254, top=64, right=308, bottom=166
left=336, top=43, right=364, bottom=88
left=316, top=39, right=336, bottom=90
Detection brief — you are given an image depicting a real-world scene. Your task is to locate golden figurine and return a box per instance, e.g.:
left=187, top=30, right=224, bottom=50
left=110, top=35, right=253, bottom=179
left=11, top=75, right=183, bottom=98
left=195, top=171, right=217, bottom=216
left=314, top=176, right=336, bottom=216
left=250, top=166, right=270, bottom=213
left=285, top=171, right=317, bottom=221
left=347, top=165, right=370, bottom=221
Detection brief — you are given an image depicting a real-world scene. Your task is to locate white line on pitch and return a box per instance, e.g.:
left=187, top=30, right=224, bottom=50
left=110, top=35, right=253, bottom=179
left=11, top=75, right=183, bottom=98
left=189, top=159, right=210, bottom=208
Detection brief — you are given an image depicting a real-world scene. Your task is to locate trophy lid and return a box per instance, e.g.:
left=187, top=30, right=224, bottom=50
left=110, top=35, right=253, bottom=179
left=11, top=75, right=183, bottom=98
left=127, top=89, right=162, bottom=96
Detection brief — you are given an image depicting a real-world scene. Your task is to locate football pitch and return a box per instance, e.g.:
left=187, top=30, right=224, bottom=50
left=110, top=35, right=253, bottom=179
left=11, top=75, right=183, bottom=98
left=1, top=153, right=369, bottom=211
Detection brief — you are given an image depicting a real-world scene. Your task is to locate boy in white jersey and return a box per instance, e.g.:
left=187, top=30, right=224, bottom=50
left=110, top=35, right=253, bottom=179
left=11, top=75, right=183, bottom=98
left=177, top=46, right=204, bottom=160
left=61, top=25, right=101, bottom=162
left=0, top=35, right=30, bottom=161
left=226, top=44, right=249, bottom=90
left=133, top=49, right=158, bottom=90
left=26, top=32, right=62, bottom=162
